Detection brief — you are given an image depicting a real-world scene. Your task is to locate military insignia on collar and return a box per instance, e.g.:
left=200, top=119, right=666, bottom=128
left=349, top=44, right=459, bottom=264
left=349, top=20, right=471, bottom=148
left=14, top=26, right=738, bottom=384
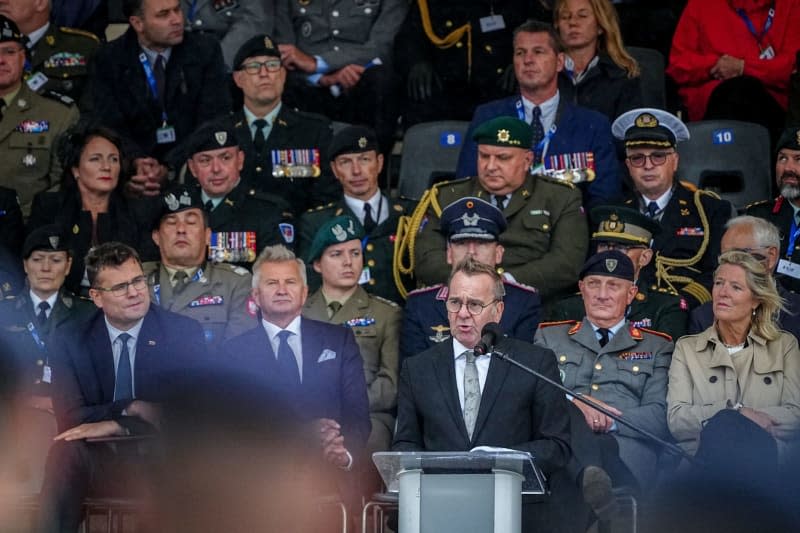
left=48, top=236, right=59, bottom=249
left=46, top=35, right=55, bottom=46
left=358, top=136, right=368, bottom=148
left=460, top=212, right=480, bottom=226
left=635, top=292, right=645, bottom=301
left=164, top=193, right=179, bottom=211
left=215, top=131, right=227, bottom=146
left=605, top=258, right=618, bottom=272
left=428, top=325, right=450, bottom=343
left=635, top=113, right=658, bottom=128
left=497, top=129, right=510, bottom=142
left=17, top=98, right=26, bottom=108
left=600, top=213, right=624, bottom=233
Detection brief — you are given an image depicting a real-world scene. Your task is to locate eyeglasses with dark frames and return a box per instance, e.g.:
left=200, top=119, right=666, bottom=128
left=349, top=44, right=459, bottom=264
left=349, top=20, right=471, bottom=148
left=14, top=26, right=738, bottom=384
left=626, top=151, right=674, bottom=168
left=93, top=275, right=148, bottom=297
left=445, top=298, right=499, bottom=316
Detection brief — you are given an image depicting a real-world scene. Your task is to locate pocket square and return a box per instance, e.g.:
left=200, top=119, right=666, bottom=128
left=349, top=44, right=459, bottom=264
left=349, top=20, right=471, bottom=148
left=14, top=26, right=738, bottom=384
left=318, top=349, right=337, bottom=363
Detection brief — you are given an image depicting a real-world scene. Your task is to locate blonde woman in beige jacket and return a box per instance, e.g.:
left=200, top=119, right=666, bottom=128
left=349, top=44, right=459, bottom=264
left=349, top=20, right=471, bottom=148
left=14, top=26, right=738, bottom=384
left=667, top=250, right=800, bottom=462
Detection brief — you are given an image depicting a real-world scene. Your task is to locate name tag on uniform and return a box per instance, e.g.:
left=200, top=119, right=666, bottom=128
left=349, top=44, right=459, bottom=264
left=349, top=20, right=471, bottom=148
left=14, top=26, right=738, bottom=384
left=26, top=72, right=49, bottom=91
left=156, top=125, right=176, bottom=144
left=777, top=259, right=800, bottom=279
left=479, top=14, right=505, bottom=32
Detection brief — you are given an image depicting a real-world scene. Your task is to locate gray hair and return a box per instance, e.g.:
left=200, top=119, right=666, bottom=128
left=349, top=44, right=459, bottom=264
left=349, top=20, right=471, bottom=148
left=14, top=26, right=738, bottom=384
left=725, top=216, right=780, bottom=250
left=448, top=256, right=506, bottom=301
left=251, top=245, right=307, bottom=288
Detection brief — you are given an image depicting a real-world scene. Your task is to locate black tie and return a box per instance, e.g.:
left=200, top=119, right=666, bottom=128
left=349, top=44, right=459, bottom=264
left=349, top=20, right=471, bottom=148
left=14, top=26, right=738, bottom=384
left=646, top=201, right=659, bottom=219
left=491, top=194, right=509, bottom=210
left=114, top=333, right=133, bottom=401
left=154, top=54, right=166, bottom=107
left=363, top=202, right=376, bottom=233
left=276, top=330, right=300, bottom=385
left=531, top=106, right=545, bottom=164
left=253, top=119, right=267, bottom=153
left=597, top=328, right=610, bottom=348
left=36, top=301, right=50, bottom=326
left=204, top=199, right=214, bottom=212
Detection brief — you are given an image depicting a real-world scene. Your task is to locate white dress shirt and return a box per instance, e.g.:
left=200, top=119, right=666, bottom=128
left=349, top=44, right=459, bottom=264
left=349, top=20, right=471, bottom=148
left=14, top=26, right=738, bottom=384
left=29, top=291, right=58, bottom=320
left=261, top=314, right=304, bottom=381
left=344, top=190, right=388, bottom=228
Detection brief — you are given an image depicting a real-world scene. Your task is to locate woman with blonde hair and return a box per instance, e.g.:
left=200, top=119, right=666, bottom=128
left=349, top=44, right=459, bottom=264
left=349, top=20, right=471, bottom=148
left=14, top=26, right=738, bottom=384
left=667, top=250, right=800, bottom=468
left=554, top=0, right=642, bottom=120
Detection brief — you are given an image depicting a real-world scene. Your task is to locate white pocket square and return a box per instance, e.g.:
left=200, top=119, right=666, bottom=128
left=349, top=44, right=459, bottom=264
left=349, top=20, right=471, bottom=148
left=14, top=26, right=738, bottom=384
left=318, top=349, right=337, bottom=363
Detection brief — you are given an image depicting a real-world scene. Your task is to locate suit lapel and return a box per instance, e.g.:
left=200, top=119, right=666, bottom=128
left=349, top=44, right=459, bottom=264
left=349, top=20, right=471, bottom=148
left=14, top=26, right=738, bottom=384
left=300, top=318, right=322, bottom=387
left=87, top=314, right=116, bottom=402
left=432, top=342, right=470, bottom=443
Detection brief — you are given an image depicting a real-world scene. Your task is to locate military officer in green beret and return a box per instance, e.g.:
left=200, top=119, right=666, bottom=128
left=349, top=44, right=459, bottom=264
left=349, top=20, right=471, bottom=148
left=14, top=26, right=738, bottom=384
left=400, top=115, right=587, bottom=301
left=612, top=107, right=731, bottom=308
left=0, top=15, right=78, bottom=216
left=298, top=125, right=415, bottom=304
left=0, top=0, right=99, bottom=106
left=302, top=214, right=400, bottom=455
left=746, top=126, right=800, bottom=294
left=144, top=184, right=256, bottom=350
left=548, top=205, right=689, bottom=340
left=185, top=118, right=295, bottom=269
left=536, top=251, right=673, bottom=489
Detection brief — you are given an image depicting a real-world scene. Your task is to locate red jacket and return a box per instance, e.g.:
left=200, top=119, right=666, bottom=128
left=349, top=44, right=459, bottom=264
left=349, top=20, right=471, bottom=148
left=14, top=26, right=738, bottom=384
left=667, top=0, right=800, bottom=121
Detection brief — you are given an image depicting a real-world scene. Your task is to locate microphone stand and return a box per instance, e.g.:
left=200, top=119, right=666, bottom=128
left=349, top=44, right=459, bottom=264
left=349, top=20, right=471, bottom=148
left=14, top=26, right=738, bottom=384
left=491, top=348, right=699, bottom=465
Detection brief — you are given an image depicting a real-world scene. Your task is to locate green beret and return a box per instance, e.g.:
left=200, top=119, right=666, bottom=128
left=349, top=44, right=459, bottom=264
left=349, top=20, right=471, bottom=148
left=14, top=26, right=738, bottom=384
left=471, top=116, right=532, bottom=149
left=306, top=215, right=365, bottom=263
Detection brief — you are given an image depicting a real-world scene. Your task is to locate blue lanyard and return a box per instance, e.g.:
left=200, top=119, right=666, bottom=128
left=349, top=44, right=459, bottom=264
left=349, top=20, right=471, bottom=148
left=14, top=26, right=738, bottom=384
left=515, top=99, right=557, bottom=165
left=787, top=218, right=800, bottom=260
left=187, top=0, right=199, bottom=21
left=27, top=322, right=47, bottom=353
left=736, top=3, right=775, bottom=44
left=138, top=52, right=168, bottom=123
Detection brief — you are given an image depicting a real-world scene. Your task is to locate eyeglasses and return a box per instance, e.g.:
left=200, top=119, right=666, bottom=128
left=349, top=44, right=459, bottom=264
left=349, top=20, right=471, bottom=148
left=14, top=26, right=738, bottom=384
left=93, top=275, right=148, bottom=297
left=445, top=298, right=499, bottom=316
left=597, top=242, right=647, bottom=253
left=239, top=59, right=282, bottom=74
left=626, top=152, right=674, bottom=168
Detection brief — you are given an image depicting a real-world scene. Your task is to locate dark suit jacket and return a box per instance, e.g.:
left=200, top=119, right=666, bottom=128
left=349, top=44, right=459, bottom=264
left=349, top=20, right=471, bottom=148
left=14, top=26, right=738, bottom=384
left=88, top=28, right=231, bottom=166
left=455, top=95, right=622, bottom=209
left=50, top=305, right=208, bottom=433
left=392, top=337, right=571, bottom=476
left=233, top=106, right=340, bottom=214
left=224, top=317, right=371, bottom=459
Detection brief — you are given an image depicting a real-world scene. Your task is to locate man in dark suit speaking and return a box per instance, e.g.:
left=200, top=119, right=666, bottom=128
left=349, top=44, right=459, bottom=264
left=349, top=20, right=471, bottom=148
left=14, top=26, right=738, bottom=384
left=393, top=257, right=580, bottom=531
left=38, top=242, right=208, bottom=532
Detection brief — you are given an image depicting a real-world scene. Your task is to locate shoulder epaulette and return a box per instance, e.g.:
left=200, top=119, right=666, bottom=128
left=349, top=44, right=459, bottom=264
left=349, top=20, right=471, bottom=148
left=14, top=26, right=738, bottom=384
left=745, top=199, right=771, bottom=210
left=678, top=180, right=698, bottom=192
left=59, top=26, right=100, bottom=42
left=372, top=294, right=400, bottom=308
left=537, top=175, right=575, bottom=188
left=42, top=90, right=74, bottom=106
left=538, top=320, right=578, bottom=328
left=432, top=176, right=471, bottom=191
left=639, top=327, right=673, bottom=343
left=214, top=263, right=251, bottom=276
left=406, top=283, right=444, bottom=296
left=503, top=278, right=538, bottom=293
left=306, top=201, right=336, bottom=213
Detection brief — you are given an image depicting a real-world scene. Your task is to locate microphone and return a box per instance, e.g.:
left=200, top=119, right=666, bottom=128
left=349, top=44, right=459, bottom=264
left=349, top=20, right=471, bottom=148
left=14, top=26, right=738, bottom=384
left=474, top=322, right=503, bottom=356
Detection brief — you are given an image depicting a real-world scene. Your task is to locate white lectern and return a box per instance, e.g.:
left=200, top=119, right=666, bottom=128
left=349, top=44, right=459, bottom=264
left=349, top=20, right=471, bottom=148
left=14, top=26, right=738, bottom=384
left=373, top=451, right=545, bottom=533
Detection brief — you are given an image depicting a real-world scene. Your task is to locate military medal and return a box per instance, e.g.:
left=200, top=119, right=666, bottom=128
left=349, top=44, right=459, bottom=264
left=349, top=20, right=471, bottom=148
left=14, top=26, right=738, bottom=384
left=209, top=231, right=257, bottom=263
left=545, top=152, right=596, bottom=184
left=271, top=148, right=321, bottom=178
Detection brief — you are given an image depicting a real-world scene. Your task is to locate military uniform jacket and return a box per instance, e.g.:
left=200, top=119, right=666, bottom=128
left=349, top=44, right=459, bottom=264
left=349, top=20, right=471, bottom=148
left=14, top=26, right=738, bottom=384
left=182, top=0, right=270, bottom=68
left=233, top=106, right=340, bottom=215
left=303, top=285, right=400, bottom=439
left=28, top=188, right=156, bottom=294
left=625, top=182, right=732, bottom=307
left=0, top=185, right=24, bottom=255
left=455, top=95, right=622, bottom=209
left=298, top=196, right=415, bottom=304
left=196, top=180, right=296, bottom=266
left=89, top=28, right=231, bottom=167
left=413, top=175, right=588, bottom=298
left=28, top=23, right=99, bottom=107
left=746, top=196, right=800, bottom=293
left=144, top=261, right=255, bottom=350
left=0, top=288, right=94, bottom=396
left=0, top=83, right=78, bottom=215
left=401, top=280, right=541, bottom=361
left=547, top=285, right=689, bottom=341
left=668, top=328, right=800, bottom=460
left=273, top=0, right=408, bottom=71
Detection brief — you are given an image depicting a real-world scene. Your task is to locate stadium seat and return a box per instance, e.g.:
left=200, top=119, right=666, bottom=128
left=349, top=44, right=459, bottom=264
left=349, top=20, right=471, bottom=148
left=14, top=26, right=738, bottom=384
left=677, top=120, right=772, bottom=211
left=397, top=121, right=470, bottom=200
left=628, top=47, right=666, bottom=110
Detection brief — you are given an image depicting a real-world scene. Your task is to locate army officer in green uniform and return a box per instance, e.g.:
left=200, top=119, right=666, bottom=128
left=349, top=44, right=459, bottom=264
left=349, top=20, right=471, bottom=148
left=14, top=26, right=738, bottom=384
left=0, top=15, right=78, bottom=216
left=548, top=205, right=689, bottom=340
left=302, top=214, right=400, bottom=455
left=298, top=125, right=415, bottom=304
left=399, top=115, right=587, bottom=300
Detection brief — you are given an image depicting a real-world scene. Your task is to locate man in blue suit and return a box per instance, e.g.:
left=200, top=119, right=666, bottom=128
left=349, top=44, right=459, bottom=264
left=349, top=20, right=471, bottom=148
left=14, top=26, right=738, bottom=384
left=37, top=242, right=208, bottom=533
left=224, top=244, right=370, bottom=506
left=455, top=20, right=621, bottom=210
